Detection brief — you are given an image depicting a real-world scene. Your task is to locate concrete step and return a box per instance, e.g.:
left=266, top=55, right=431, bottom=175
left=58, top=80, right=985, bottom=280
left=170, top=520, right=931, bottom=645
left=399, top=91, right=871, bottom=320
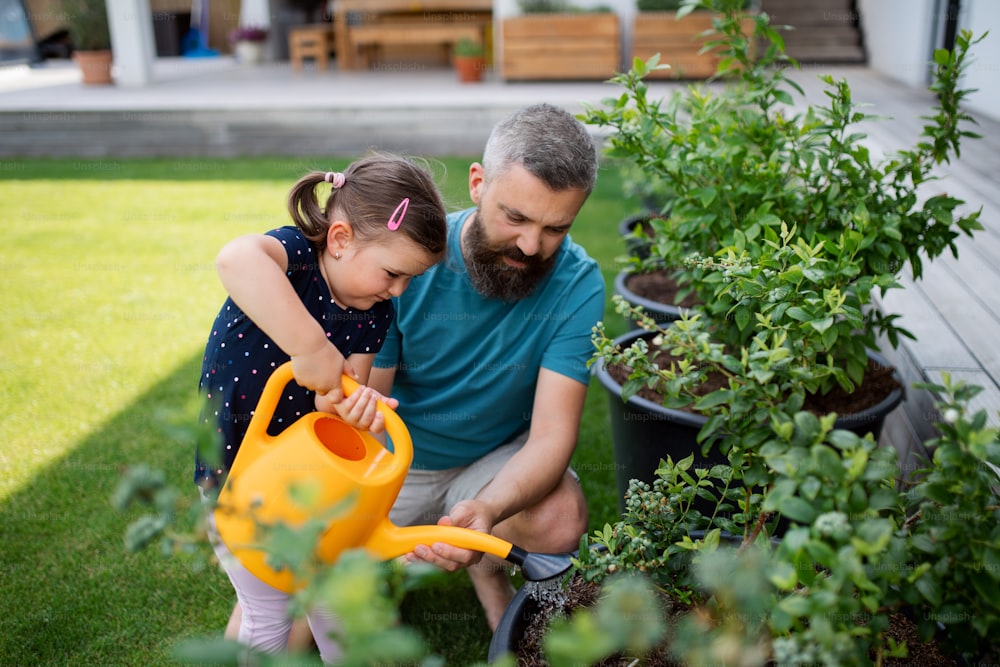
left=0, top=106, right=517, bottom=157
left=759, top=0, right=864, bottom=63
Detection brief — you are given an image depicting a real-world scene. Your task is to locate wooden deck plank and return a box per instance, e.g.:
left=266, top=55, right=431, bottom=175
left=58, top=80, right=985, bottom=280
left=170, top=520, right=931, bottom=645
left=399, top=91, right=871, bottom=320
left=914, top=257, right=1000, bottom=384
left=876, top=279, right=978, bottom=370
left=785, top=65, right=1000, bottom=454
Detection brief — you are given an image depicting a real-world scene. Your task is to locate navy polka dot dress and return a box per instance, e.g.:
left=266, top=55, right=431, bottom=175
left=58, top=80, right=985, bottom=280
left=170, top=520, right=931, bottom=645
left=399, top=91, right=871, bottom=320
left=194, top=226, right=394, bottom=487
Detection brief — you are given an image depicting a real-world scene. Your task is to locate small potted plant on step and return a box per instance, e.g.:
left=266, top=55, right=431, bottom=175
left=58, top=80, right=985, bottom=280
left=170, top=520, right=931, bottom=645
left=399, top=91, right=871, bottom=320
left=62, top=0, right=112, bottom=85
left=229, top=25, right=269, bottom=65
left=453, top=37, right=486, bottom=83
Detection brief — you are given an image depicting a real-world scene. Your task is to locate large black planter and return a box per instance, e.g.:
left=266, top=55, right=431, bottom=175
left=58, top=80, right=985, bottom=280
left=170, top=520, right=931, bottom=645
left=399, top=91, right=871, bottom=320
left=487, top=533, right=763, bottom=663
left=487, top=579, right=543, bottom=663
left=594, top=329, right=906, bottom=511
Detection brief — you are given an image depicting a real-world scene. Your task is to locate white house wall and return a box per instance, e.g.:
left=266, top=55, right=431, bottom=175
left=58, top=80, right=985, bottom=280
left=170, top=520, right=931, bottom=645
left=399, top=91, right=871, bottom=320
left=858, top=0, right=937, bottom=88
left=859, top=0, right=998, bottom=122
left=959, top=0, right=1000, bottom=121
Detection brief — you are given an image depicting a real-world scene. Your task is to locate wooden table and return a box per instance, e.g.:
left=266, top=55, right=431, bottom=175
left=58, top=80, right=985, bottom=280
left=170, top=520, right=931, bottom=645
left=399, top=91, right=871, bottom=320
left=334, top=0, right=493, bottom=71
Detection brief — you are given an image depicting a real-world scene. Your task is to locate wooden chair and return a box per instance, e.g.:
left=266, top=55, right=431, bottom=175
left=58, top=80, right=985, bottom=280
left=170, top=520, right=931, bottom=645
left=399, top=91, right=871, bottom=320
left=288, top=24, right=334, bottom=72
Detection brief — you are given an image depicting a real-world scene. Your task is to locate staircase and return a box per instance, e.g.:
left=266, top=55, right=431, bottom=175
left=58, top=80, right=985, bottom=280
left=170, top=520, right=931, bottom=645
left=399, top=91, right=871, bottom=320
left=759, top=0, right=866, bottom=64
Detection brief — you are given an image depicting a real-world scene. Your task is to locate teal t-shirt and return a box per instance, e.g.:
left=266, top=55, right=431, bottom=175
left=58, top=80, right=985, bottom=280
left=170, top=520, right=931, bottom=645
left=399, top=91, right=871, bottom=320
left=374, top=208, right=605, bottom=470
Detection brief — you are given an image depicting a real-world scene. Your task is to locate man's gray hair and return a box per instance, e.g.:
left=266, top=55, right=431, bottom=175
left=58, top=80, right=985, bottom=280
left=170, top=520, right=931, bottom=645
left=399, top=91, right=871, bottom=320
left=482, top=103, right=598, bottom=193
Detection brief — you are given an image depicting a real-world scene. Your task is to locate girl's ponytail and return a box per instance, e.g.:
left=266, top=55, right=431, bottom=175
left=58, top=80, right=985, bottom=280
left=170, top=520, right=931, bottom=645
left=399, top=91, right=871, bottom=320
left=287, top=172, right=332, bottom=249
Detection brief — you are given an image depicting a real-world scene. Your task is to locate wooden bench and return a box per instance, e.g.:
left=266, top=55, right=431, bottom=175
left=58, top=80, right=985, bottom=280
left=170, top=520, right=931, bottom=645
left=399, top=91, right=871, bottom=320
left=334, top=0, right=493, bottom=71
left=348, top=21, right=486, bottom=70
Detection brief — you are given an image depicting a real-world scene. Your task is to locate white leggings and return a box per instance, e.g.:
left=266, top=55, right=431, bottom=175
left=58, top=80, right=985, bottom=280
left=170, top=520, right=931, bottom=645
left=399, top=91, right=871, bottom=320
left=208, top=515, right=342, bottom=663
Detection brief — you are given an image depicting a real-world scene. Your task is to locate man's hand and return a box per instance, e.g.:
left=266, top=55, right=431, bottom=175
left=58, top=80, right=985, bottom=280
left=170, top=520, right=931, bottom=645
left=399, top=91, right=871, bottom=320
left=408, top=500, right=500, bottom=571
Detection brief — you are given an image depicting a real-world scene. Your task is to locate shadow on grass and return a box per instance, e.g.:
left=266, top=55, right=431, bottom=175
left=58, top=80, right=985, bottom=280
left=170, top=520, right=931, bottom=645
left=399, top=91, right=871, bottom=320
left=0, top=351, right=232, bottom=667
left=0, top=347, right=619, bottom=666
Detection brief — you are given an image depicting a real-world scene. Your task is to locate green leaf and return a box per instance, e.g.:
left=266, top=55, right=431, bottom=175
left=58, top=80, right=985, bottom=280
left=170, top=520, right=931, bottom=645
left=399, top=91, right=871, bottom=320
left=786, top=306, right=810, bottom=322
left=695, top=389, right=733, bottom=410
left=851, top=518, right=893, bottom=556
left=694, top=186, right=718, bottom=207
left=804, top=541, right=837, bottom=568
left=971, top=573, right=1000, bottom=611
left=735, top=307, right=751, bottom=332
left=777, top=593, right=812, bottom=617
left=773, top=88, right=793, bottom=105
left=777, top=496, right=818, bottom=524
left=769, top=560, right=798, bottom=590
left=810, top=316, right=834, bottom=333
left=914, top=571, right=943, bottom=607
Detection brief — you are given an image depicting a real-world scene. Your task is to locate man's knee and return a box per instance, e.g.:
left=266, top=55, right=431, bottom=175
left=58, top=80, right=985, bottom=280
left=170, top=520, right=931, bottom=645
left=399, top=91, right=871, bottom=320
left=514, top=474, right=588, bottom=551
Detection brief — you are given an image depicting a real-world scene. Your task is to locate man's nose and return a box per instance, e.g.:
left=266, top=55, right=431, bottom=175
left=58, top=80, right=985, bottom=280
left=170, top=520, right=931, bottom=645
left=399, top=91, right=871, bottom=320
left=516, top=227, right=541, bottom=257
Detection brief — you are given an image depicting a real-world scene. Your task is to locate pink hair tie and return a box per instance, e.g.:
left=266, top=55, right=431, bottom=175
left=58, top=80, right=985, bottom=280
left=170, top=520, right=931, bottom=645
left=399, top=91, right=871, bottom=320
left=324, top=172, right=346, bottom=189
left=387, top=198, right=409, bottom=231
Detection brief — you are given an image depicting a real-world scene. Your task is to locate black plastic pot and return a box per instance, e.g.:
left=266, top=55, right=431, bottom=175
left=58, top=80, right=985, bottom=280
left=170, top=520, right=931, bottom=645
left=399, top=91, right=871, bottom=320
left=487, top=533, right=765, bottom=663
left=487, top=580, right=543, bottom=663
left=594, top=328, right=905, bottom=512
left=614, top=269, right=691, bottom=326
left=618, top=211, right=655, bottom=260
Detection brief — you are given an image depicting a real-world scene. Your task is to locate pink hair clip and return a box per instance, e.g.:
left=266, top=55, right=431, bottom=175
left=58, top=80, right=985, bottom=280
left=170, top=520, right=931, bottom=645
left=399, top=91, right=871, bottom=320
left=387, top=198, right=409, bottom=231
left=325, top=172, right=346, bottom=189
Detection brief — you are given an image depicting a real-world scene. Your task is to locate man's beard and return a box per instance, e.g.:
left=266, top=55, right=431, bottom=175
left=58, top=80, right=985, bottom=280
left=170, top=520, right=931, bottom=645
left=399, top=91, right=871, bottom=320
left=463, top=211, right=557, bottom=301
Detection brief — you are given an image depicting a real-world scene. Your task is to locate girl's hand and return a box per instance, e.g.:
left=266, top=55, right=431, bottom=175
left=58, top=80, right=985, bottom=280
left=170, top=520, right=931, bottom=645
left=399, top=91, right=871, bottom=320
left=315, top=385, right=399, bottom=434
left=290, top=344, right=353, bottom=403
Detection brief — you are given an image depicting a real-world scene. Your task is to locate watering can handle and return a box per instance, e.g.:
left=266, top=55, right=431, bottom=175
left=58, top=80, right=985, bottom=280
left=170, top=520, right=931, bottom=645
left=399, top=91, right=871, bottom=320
left=242, top=361, right=413, bottom=467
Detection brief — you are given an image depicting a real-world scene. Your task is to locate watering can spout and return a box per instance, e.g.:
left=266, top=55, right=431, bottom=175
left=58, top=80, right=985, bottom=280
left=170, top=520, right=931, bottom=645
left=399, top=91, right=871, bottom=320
left=365, top=520, right=575, bottom=582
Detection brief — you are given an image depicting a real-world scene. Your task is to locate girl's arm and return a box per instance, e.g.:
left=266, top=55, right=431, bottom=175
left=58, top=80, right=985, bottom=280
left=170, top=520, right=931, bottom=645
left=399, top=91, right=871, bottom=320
left=216, top=233, right=347, bottom=401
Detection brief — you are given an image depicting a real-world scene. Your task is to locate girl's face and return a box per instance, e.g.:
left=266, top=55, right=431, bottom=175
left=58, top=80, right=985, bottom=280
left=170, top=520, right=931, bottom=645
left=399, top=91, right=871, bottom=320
left=322, top=226, right=438, bottom=311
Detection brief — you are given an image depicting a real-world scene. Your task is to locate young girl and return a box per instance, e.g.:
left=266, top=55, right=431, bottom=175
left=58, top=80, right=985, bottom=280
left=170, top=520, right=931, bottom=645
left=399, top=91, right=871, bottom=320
left=195, top=153, right=447, bottom=661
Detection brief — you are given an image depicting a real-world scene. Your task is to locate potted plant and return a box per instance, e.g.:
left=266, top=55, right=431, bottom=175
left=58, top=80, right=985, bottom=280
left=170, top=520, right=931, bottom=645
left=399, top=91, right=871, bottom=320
left=632, top=0, right=757, bottom=79
left=229, top=25, right=269, bottom=65
left=582, top=0, right=985, bottom=497
left=61, top=0, right=112, bottom=85
left=453, top=37, right=487, bottom=83
left=491, top=376, right=1000, bottom=665
left=501, top=1, right=620, bottom=81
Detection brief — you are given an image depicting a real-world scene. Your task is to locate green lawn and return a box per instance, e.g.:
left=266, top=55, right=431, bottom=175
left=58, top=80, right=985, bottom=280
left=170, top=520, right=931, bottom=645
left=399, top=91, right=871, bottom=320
left=0, top=156, right=633, bottom=666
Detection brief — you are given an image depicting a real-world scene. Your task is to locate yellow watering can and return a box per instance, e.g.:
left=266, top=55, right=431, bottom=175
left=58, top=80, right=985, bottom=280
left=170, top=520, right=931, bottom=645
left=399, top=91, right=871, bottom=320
left=214, top=361, right=574, bottom=593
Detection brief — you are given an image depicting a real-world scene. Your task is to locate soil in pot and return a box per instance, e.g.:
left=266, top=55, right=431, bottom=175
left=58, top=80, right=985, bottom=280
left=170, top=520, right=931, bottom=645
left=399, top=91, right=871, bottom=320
left=606, top=342, right=902, bottom=423
left=511, top=576, right=961, bottom=666
left=623, top=269, right=702, bottom=310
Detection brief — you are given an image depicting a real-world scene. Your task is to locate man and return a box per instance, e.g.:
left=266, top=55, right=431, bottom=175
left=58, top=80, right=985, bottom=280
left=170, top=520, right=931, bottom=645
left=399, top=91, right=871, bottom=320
left=369, top=102, right=605, bottom=629
left=226, top=103, right=604, bottom=639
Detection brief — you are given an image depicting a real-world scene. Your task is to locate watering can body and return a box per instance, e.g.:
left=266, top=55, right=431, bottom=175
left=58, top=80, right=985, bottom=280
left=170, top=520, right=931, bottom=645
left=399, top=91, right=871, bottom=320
left=214, top=362, right=411, bottom=593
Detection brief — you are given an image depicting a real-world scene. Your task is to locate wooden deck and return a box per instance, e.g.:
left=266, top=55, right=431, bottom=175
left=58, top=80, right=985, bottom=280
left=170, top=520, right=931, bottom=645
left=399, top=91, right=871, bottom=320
left=0, top=58, right=997, bottom=468
left=787, top=66, right=1000, bottom=469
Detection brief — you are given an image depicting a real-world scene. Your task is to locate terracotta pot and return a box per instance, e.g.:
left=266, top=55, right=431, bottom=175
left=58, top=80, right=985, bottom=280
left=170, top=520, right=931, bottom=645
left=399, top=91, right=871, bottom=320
left=453, top=55, right=485, bottom=82
left=73, top=50, right=113, bottom=85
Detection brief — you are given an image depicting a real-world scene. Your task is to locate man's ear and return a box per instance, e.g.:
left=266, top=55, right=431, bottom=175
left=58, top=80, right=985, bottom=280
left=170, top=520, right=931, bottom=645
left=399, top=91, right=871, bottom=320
left=469, top=162, right=486, bottom=206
